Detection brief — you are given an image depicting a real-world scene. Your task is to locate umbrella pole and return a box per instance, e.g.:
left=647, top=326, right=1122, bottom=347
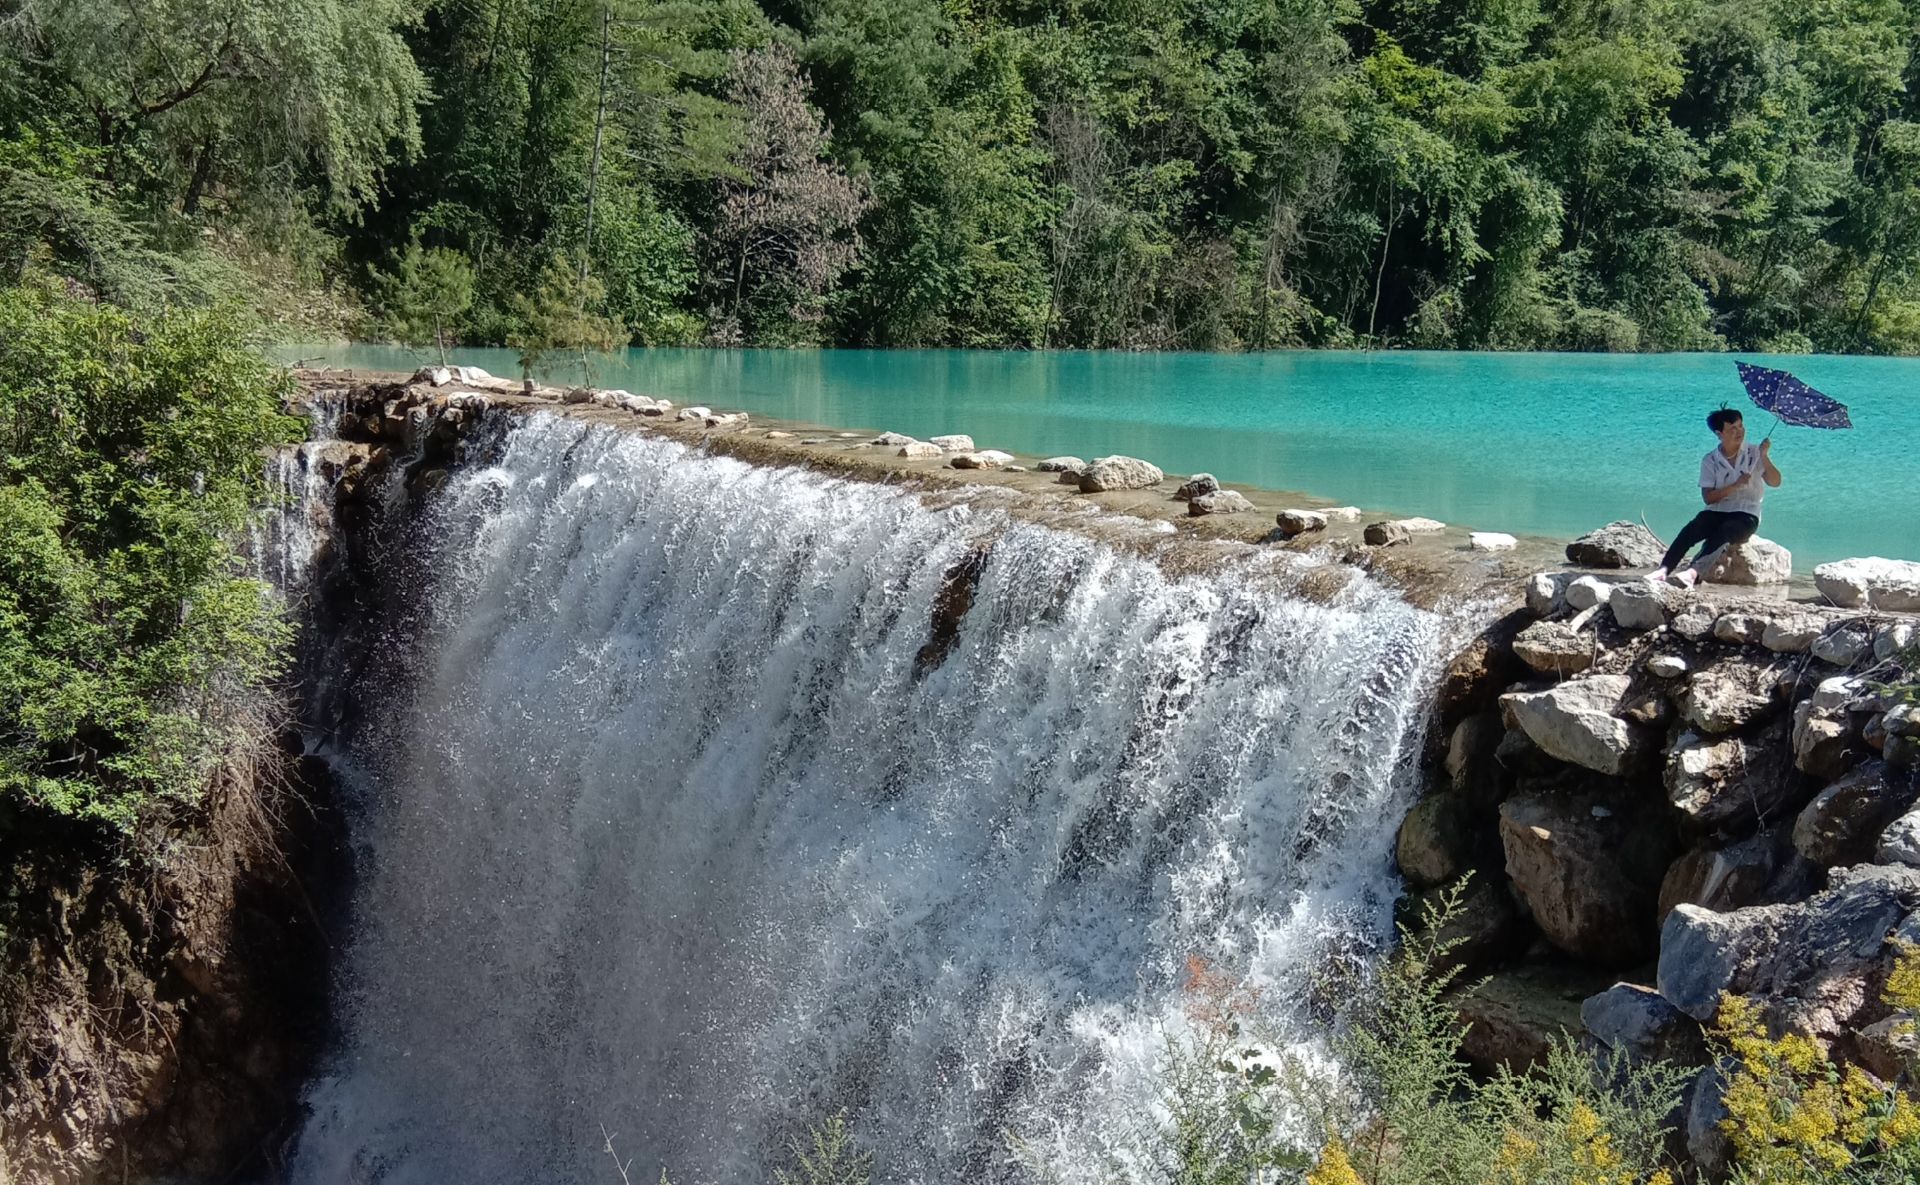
left=1761, top=414, right=1780, bottom=443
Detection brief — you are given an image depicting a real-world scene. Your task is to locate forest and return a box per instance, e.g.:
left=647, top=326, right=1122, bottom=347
left=7, top=0, right=1920, bottom=353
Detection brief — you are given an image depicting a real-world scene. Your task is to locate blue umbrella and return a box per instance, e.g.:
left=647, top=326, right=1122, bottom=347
left=1735, top=361, right=1853, bottom=441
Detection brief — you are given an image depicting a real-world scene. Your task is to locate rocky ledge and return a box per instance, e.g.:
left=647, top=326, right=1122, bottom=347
left=1412, top=564, right=1920, bottom=1172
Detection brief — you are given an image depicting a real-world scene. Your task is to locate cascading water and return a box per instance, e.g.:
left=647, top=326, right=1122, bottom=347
left=280, top=410, right=1450, bottom=1185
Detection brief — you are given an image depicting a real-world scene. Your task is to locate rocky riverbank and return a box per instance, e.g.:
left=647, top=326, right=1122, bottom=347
left=1411, top=557, right=1920, bottom=1172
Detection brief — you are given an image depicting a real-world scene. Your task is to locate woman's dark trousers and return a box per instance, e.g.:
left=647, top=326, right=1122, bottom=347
left=1660, top=510, right=1759, bottom=571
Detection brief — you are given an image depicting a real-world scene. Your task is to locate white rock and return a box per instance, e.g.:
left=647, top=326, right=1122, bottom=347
left=1878, top=808, right=1920, bottom=867
left=1565, top=575, right=1615, bottom=611
left=1036, top=457, right=1086, bottom=473
left=951, top=450, right=1014, bottom=470
left=1501, top=675, right=1649, bottom=775
left=678, top=406, right=713, bottom=421
left=590, top=391, right=620, bottom=407
left=413, top=365, right=453, bottom=387
left=930, top=434, right=976, bottom=452
left=1399, top=516, right=1446, bottom=533
left=561, top=386, right=595, bottom=404
left=1702, top=537, right=1792, bottom=585
left=1276, top=509, right=1329, bottom=537
left=1610, top=581, right=1674, bottom=631
left=1648, top=654, right=1689, bottom=679
left=897, top=441, right=943, bottom=459
left=1760, top=612, right=1826, bottom=653
left=1324, top=506, right=1365, bottom=522
left=1875, top=621, right=1918, bottom=663
left=1813, top=627, right=1871, bottom=667
left=1078, top=455, right=1165, bottom=493
left=1469, top=532, right=1517, bottom=552
left=704, top=412, right=748, bottom=428
left=1189, top=490, right=1255, bottom=516
left=870, top=431, right=918, bottom=447
left=1526, top=572, right=1572, bottom=617
left=450, top=365, right=493, bottom=383
left=1812, top=676, right=1864, bottom=712
left=1814, top=557, right=1920, bottom=611
left=766, top=430, right=796, bottom=440
left=618, top=395, right=652, bottom=413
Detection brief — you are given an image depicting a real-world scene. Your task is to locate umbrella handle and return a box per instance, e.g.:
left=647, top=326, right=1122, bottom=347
left=1762, top=415, right=1779, bottom=443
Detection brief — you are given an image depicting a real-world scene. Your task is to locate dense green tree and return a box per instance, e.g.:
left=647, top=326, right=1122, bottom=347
left=376, top=244, right=478, bottom=364
left=0, top=285, right=300, bottom=827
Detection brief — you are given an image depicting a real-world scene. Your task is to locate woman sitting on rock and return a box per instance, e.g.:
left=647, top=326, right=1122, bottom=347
left=1649, top=407, right=1782, bottom=588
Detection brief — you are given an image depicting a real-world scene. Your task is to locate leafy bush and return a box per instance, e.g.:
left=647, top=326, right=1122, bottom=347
left=0, top=284, right=301, bottom=828
left=1710, top=945, right=1920, bottom=1184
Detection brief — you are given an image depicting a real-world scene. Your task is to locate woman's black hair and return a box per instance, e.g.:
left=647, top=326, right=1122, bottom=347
left=1707, top=407, right=1744, bottom=433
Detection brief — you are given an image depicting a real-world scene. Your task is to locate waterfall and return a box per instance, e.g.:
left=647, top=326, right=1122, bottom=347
left=282, top=411, right=1448, bottom=1185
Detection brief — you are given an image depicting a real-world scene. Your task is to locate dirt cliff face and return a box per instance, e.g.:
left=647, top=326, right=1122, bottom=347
left=0, top=679, right=349, bottom=1183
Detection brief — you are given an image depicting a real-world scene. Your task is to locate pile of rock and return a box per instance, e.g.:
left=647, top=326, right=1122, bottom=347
left=1405, top=565, right=1920, bottom=1168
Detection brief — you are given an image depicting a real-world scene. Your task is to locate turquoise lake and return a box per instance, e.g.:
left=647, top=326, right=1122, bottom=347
left=288, top=345, right=1920, bottom=569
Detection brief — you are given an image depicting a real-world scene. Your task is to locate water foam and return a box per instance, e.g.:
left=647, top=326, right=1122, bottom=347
left=283, top=412, right=1446, bottom=1185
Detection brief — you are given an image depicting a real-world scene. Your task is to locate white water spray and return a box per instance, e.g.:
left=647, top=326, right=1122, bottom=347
left=284, top=413, right=1446, bottom=1185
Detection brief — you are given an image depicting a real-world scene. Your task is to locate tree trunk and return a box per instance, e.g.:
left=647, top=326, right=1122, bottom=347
left=1368, top=187, right=1398, bottom=347
left=580, top=5, right=612, bottom=290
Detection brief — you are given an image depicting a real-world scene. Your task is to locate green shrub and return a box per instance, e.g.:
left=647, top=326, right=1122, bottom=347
left=0, top=284, right=301, bottom=828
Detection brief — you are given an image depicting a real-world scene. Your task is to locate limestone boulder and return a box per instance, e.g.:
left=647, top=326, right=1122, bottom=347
left=1702, top=537, right=1792, bottom=585
left=1173, top=473, right=1220, bottom=500
left=1672, top=603, right=1717, bottom=641
left=930, top=434, right=975, bottom=452
left=1880, top=806, right=1920, bottom=867
left=1875, top=620, right=1918, bottom=662
left=678, top=405, right=713, bottom=421
left=1792, top=762, right=1920, bottom=867
left=1813, top=623, right=1873, bottom=667
left=1036, top=456, right=1086, bottom=474
left=870, top=431, right=918, bottom=447
left=1565, top=576, right=1614, bottom=611
left=1762, top=610, right=1831, bottom=654
left=1609, top=581, right=1674, bottom=631
left=1678, top=658, right=1786, bottom=734
left=1396, top=791, right=1477, bottom=889
left=1647, top=654, right=1689, bottom=679
left=1364, top=521, right=1410, bottom=547
left=897, top=441, right=943, bottom=459
left=1512, top=621, right=1595, bottom=676
left=1526, top=572, right=1572, bottom=617
left=1567, top=521, right=1663, bottom=569
left=1581, top=984, right=1706, bottom=1065
left=1499, top=791, right=1670, bottom=964
left=1712, top=613, right=1768, bottom=645
left=1656, top=864, right=1920, bottom=1031
left=561, top=385, right=595, bottom=404
left=1814, top=557, right=1920, bottom=611
left=1189, top=490, right=1254, bottom=516
left=1078, top=455, right=1164, bottom=493
left=1792, top=700, right=1860, bottom=782
left=951, top=450, right=1014, bottom=470
left=1665, top=722, right=1800, bottom=834
left=1502, top=675, right=1656, bottom=775
left=1470, top=532, right=1518, bottom=552
left=1275, top=509, right=1328, bottom=537
left=1398, top=516, right=1447, bottom=533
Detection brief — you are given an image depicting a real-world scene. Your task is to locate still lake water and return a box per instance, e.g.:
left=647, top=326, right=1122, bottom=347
left=288, top=345, right=1919, bottom=568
